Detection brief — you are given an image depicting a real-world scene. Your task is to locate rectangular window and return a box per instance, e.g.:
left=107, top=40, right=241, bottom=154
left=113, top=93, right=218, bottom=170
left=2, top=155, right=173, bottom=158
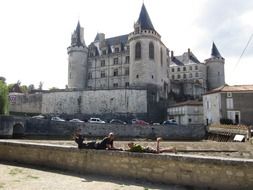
left=195, top=65, right=198, bottom=70
left=113, top=69, right=118, bottom=76
left=226, top=98, right=234, bottom=109
left=88, top=72, right=92, bottom=79
left=125, top=82, right=129, bottom=87
left=101, top=60, right=105, bottom=67
left=101, top=71, right=106, bottom=78
left=113, top=83, right=118, bottom=87
left=113, top=57, right=118, bottom=65
left=125, top=56, right=129, bottom=64
left=102, top=50, right=106, bottom=55
left=125, top=68, right=129, bottom=75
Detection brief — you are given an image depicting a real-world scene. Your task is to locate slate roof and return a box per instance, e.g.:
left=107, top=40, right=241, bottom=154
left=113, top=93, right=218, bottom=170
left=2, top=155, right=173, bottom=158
left=137, top=4, right=155, bottom=31
left=171, top=57, right=184, bottom=66
left=75, top=21, right=84, bottom=47
left=105, top=34, right=129, bottom=46
left=211, top=42, right=223, bottom=58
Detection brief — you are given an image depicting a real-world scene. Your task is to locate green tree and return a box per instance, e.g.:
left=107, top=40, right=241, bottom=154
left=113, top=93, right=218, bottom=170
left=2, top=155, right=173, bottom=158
left=0, top=80, right=9, bottom=115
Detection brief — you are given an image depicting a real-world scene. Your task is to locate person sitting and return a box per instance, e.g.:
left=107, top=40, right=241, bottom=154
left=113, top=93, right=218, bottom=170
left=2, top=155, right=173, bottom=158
left=127, top=137, right=176, bottom=153
left=74, top=130, right=122, bottom=150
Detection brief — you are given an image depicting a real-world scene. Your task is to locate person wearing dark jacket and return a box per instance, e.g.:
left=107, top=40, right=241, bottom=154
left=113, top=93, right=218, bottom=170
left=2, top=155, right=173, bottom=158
left=74, top=130, right=121, bottom=150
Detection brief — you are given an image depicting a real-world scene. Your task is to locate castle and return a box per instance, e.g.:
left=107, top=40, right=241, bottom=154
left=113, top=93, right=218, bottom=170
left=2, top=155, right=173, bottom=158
left=67, top=3, right=225, bottom=101
left=9, top=4, right=225, bottom=122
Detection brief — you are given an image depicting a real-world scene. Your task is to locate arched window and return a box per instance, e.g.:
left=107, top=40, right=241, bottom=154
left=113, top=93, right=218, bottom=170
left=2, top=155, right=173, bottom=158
left=135, top=42, right=141, bottom=59
left=149, top=42, right=154, bottom=59
left=160, top=48, right=163, bottom=65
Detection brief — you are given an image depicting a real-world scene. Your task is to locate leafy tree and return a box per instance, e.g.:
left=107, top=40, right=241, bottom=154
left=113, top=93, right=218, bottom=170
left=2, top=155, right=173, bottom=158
left=28, top=84, right=35, bottom=92
left=0, top=80, right=9, bottom=115
left=0, top=76, right=6, bottom=83
left=20, top=85, right=28, bottom=93
left=49, top=87, right=59, bottom=91
left=38, top=81, right=43, bottom=90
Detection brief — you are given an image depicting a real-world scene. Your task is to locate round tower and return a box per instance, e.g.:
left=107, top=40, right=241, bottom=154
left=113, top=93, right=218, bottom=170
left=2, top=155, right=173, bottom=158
left=129, top=4, right=167, bottom=90
left=205, top=42, right=225, bottom=90
left=67, top=21, right=88, bottom=89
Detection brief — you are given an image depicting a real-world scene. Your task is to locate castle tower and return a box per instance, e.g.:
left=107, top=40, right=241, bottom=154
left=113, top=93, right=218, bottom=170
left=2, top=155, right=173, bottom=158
left=128, top=4, right=168, bottom=92
left=205, top=42, right=225, bottom=90
left=67, top=21, right=88, bottom=89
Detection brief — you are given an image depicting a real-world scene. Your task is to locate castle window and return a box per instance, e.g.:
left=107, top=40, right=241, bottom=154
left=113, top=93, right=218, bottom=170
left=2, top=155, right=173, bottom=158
left=149, top=42, right=154, bottom=59
left=177, top=67, right=180, bottom=72
left=218, top=71, right=220, bottom=76
left=125, top=56, right=129, bottom=64
left=195, top=65, right=198, bottom=70
left=195, top=72, right=199, bottom=77
left=152, top=75, right=154, bottom=79
left=189, top=66, right=192, bottom=70
left=101, top=71, right=106, bottom=78
left=102, top=50, right=106, bottom=55
left=136, top=75, right=139, bottom=78
left=135, top=42, right=141, bottom=60
left=183, top=67, right=186, bottom=71
left=113, top=57, right=119, bottom=65
left=114, top=47, right=119, bottom=53
left=69, top=72, right=71, bottom=79
left=101, top=60, right=105, bottom=67
left=125, top=68, right=129, bottom=75
left=88, top=72, right=92, bottom=79
left=172, top=68, right=175, bottom=72
left=113, top=83, right=118, bottom=87
left=177, top=74, right=181, bottom=79
left=160, top=48, right=163, bottom=66
left=189, top=73, right=192, bottom=78
left=113, top=69, right=118, bottom=76
left=183, top=74, right=186, bottom=79
left=172, top=75, right=175, bottom=80
left=125, top=82, right=129, bottom=87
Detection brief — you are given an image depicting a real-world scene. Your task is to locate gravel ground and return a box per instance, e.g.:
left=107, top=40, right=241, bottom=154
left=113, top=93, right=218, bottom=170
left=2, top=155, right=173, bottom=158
left=0, top=163, right=188, bottom=190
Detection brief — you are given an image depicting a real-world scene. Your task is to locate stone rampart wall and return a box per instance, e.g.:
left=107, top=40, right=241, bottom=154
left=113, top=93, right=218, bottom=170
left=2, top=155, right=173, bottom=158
left=0, top=141, right=252, bottom=189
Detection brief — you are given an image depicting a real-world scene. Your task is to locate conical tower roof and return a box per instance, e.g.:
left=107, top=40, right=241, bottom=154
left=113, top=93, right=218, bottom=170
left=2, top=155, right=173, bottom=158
left=137, top=4, right=155, bottom=31
left=75, top=21, right=83, bottom=47
left=211, top=42, right=223, bottom=58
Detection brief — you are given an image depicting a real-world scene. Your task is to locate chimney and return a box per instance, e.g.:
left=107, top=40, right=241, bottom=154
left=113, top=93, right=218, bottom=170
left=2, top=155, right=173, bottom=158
left=188, top=48, right=191, bottom=58
left=171, top=51, right=174, bottom=58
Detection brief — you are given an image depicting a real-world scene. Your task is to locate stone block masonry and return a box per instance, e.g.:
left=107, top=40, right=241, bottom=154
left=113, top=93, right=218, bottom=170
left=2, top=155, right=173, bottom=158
left=0, top=140, right=252, bottom=189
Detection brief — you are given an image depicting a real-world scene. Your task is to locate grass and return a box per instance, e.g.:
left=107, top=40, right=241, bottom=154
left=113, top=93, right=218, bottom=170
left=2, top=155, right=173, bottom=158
left=0, top=183, right=5, bottom=189
left=8, top=168, right=23, bottom=176
left=27, top=175, right=39, bottom=179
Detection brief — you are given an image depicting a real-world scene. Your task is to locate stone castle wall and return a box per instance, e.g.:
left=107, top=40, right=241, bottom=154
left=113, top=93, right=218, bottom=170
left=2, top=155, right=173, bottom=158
left=0, top=141, right=252, bottom=189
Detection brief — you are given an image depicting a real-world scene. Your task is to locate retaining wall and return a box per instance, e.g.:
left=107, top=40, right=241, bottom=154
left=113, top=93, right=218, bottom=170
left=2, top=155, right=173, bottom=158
left=0, top=141, right=252, bottom=189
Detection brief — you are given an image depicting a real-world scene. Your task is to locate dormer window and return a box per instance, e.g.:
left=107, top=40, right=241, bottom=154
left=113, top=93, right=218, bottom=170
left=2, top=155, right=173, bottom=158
left=102, top=50, right=106, bottom=55
left=114, top=47, right=119, bottom=53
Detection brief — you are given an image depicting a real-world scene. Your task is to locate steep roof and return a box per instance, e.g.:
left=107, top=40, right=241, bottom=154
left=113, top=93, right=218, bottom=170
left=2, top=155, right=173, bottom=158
left=211, top=42, right=223, bottom=58
left=105, top=34, right=128, bottom=46
left=137, top=4, right=155, bottom=31
left=75, top=21, right=83, bottom=47
left=205, top=85, right=253, bottom=95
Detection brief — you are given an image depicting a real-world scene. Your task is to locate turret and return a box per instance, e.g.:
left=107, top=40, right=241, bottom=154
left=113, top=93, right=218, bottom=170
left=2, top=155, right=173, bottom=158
left=67, top=21, right=88, bottom=89
left=205, top=42, right=225, bottom=90
left=128, top=3, right=168, bottom=94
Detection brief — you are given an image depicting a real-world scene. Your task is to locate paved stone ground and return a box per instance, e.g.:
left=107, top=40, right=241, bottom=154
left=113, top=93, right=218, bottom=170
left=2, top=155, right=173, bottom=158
left=0, top=163, right=188, bottom=190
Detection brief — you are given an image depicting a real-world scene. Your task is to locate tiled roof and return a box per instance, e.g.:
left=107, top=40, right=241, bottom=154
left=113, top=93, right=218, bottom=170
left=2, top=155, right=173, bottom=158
left=137, top=4, right=155, bottom=31
left=205, top=85, right=253, bottom=94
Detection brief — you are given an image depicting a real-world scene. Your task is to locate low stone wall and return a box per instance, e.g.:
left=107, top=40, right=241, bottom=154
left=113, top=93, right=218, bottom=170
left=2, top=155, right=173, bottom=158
left=0, top=140, right=252, bottom=189
left=25, top=119, right=206, bottom=140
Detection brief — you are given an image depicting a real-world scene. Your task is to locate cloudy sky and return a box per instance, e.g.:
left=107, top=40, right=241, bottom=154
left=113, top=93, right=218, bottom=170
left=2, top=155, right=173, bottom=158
left=0, top=0, right=252, bottom=89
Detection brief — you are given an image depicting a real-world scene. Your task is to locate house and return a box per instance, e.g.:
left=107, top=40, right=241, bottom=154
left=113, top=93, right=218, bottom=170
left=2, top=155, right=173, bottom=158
left=203, top=85, right=253, bottom=125
left=167, top=100, right=203, bottom=125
